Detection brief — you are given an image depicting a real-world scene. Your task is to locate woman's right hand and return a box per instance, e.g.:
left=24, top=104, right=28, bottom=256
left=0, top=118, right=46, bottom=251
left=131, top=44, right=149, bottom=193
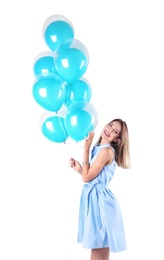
left=83, top=131, right=95, bottom=151
left=69, top=158, right=82, bottom=174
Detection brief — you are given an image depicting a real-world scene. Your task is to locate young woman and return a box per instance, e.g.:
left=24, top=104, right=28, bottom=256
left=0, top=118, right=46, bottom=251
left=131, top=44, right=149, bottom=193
left=69, top=118, right=131, bottom=260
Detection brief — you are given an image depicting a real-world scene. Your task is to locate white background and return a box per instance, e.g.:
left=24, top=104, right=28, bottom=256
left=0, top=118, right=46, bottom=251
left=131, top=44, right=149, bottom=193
left=0, top=1, right=164, bottom=259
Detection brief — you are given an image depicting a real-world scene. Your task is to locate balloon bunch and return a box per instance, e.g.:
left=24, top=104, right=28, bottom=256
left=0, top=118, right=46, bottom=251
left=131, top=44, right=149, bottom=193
left=32, top=14, right=98, bottom=143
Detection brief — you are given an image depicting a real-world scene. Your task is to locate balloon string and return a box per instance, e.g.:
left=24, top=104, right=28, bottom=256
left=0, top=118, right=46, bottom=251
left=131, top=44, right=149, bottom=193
left=65, top=136, right=73, bottom=157
left=56, top=111, right=73, bottom=157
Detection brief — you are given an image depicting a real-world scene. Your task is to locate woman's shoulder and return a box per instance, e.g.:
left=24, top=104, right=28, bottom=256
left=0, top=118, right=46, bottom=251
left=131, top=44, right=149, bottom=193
left=92, top=143, right=114, bottom=158
left=101, top=146, right=114, bottom=156
left=100, top=146, right=115, bottom=165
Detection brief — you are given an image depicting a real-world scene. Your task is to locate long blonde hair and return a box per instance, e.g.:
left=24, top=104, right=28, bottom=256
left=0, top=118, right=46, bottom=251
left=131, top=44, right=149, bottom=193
left=95, top=118, right=131, bottom=169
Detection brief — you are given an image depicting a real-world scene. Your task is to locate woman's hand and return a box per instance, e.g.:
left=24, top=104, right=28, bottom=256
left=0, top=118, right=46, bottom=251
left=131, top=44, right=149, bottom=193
left=69, top=158, right=82, bottom=174
left=83, top=131, right=95, bottom=151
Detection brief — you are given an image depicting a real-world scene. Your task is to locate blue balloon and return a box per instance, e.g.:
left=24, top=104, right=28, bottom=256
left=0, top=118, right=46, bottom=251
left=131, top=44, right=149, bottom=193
left=64, top=101, right=98, bottom=141
left=33, top=52, right=56, bottom=77
left=42, top=116, right=68, bottom=143
left=32, top=73, right=66, bottom=112
left=54, top=39, right=89, bottom=84
left=43, top=20, right=74, bottom=51
left=65, top=78, right=92, bottom=107
left=65, top=109, right=93, bottom=141
left=55, top=48, right=88, bottom=83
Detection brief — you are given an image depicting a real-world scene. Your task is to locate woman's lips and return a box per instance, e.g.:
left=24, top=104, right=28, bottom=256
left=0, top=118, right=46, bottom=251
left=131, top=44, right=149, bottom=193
left=104, top=130, right=110, bottom=137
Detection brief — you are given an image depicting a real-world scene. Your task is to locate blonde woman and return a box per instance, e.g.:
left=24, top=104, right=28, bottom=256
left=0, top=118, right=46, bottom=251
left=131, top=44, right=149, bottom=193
left=70, top=118, right=131, bottom=260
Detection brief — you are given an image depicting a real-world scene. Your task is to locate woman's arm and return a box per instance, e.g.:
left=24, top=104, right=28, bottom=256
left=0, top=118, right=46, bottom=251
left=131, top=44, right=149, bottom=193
left=69, top=131, right=114, bottom=182
left=69, top=131, right=95, bottom=174
left=82, top=147, right=114, bottom=182
left=81, top=131, right=114, bottom=182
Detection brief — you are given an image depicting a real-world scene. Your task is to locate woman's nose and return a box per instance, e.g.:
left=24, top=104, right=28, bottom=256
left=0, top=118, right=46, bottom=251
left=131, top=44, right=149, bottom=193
left=109, top=129, right=113, bottom=134
left=108, top=125, right=113, bottom=133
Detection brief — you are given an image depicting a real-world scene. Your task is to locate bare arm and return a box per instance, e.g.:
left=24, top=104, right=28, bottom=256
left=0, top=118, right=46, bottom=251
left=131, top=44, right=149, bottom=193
left=82, top=147, right=114, bottom=182
left=69, top=131, right=95, bottom=174
left=70, top=131, right=114, bottom=182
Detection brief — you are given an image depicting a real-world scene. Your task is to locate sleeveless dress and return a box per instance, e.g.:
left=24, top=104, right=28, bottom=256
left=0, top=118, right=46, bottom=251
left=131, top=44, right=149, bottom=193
left=77, top=143, right=127, bottom=252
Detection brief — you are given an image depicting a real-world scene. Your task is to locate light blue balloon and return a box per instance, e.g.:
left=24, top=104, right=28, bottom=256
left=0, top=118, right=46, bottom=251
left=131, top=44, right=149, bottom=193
left=64, top=109, right=93, bottom=141
left=43, top=20, right=74, bottom=51
left=33, top=55, right=56, bottom=77
left=65, top=78, right=92, bottom=107
left=32, top=73, right=66, bottom=112
left=55, top=48, right=88, bottom=83
left=42, top=116, right=68, bottom=143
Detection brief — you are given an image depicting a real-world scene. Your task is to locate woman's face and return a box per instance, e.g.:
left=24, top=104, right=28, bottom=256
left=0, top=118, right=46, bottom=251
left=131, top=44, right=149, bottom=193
left=101, top=121, right=122, bottom=143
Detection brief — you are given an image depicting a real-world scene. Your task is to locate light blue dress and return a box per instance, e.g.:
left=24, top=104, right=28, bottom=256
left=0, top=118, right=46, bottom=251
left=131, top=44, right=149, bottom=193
left=77, top=143, right=127, bottom=252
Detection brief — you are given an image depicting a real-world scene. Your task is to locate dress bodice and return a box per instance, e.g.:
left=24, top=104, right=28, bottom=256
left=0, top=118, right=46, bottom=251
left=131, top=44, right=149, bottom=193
left=88, top=143, right=117, bottom=185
